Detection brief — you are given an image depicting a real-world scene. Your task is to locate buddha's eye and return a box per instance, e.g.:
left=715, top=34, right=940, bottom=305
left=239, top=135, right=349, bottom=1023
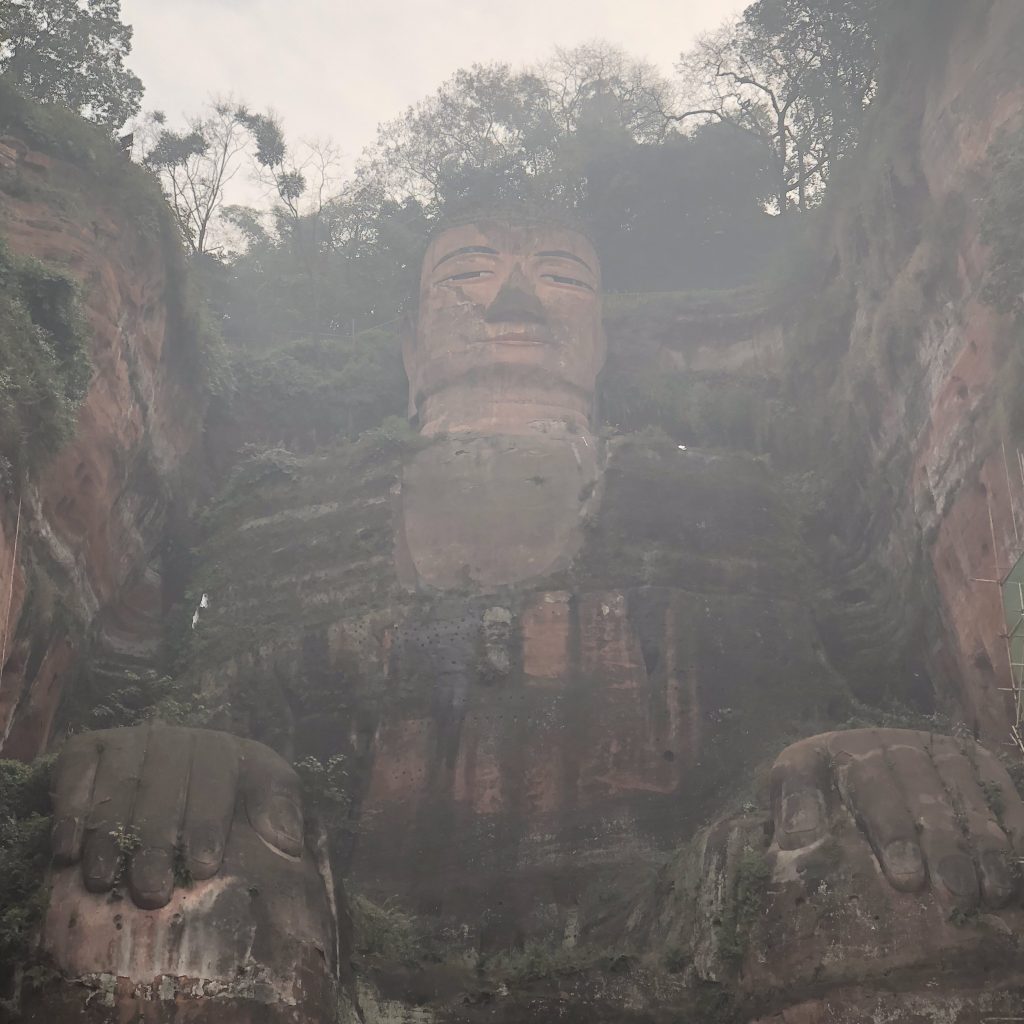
left=440, top=269, right=491, bottom=283
left=542, top=273, right=593, bottom=291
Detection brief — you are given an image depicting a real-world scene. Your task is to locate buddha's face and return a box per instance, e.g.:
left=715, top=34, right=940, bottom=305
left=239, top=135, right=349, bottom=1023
left=405, top=219, right=606, bottom=436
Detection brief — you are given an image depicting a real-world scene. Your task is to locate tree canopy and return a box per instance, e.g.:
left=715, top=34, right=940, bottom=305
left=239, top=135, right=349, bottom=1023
left=0, top=0, right=889, bottom=365
left=0, top=0, right=142, bottom=128
left=676, top=0, right=882, bottom=213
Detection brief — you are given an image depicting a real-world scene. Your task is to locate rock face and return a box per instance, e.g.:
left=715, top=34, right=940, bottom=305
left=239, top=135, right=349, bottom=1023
left=397, top=434, right=600, bottom=589
left=0, top=100, right=208, bottom=758
left=787, top=0, right=1024, bottom=744
left=22, top=723, right=340, bottom=1024
left=173, top=431, right=843, bottom=1018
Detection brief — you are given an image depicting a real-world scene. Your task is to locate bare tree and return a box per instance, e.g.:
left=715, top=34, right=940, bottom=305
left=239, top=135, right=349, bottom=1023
left=144, top=99, right=249, bottom=255
left=357, top=63, right=558, bottom=209
left=229, top=113, right=348, bottom=329
left=539, top=42, right=677, bottom=143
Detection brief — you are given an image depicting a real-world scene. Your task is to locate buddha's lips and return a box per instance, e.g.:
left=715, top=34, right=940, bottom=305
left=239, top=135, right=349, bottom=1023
left=477, top=333, right=549, bottom=346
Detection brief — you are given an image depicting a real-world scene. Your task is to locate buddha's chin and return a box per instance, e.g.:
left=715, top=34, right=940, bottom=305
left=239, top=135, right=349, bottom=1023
left=418, top=382, right=594, bottom=440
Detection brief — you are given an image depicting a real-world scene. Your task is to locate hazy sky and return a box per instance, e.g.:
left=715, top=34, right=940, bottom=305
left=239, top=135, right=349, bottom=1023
left=121, top=0, right=741, bottom=168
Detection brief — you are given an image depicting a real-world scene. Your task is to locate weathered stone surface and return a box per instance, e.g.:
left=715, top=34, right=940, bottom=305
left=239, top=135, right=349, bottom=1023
left=407, top=219, right=605, bottom=440
left=613, top=729, right=1024, bottom=1024
left=24, top=723, right=339, bottom=1023
left=398, top=434, right=599, bottom=589
left=183, top=436, right=841, bottom=966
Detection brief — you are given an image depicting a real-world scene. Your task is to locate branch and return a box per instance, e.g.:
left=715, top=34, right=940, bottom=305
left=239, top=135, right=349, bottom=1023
left=658, top=104, right=725, bottom=124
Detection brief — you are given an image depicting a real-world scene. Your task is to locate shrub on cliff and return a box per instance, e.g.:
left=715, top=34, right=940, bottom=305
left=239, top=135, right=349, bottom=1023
left=0, top=756, right=52, bottom=987
left=227, top=328, right=406, bottom=449
left=981, top=123, right=1024, bottom=318
left=0, top=237, right=90, bottom=474
left=980, top=123, right=1024, bottom=439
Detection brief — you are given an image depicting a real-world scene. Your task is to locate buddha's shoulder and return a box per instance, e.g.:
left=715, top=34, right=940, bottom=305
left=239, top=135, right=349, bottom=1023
left=575, top=437, right=805, bottom=594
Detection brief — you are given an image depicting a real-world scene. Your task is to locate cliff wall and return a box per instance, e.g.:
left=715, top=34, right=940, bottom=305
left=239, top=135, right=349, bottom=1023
left=787, top=0, right=1024, bottom=743
left=0, top=87, right=210, bottom=758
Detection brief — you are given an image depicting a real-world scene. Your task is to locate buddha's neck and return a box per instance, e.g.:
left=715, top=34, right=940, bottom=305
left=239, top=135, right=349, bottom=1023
left=417, top=385, right=593, bottom=441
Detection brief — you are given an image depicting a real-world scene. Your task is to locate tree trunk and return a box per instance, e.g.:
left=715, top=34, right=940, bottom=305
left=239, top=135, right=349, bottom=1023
left=776, top=114, right=788, bottom=215
left=798, top=145, right=807, bottom=212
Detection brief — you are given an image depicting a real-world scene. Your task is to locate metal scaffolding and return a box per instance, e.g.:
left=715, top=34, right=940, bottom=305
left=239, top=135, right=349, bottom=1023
left=1001, top=553, right=1024, bottom=755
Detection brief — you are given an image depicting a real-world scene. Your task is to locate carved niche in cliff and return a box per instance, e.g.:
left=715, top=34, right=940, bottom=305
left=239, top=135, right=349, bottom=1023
left=28, top=202, right=1024, bottom=1023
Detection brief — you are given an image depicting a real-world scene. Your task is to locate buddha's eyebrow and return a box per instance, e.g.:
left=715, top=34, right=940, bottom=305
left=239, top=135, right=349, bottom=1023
left=534, top=250, right=593, bottom=272
left=433, top=246, right=499, bottom=270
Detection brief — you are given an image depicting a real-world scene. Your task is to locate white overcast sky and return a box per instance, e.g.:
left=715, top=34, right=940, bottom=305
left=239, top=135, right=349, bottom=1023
left=121, top=0, right=742, bottom=170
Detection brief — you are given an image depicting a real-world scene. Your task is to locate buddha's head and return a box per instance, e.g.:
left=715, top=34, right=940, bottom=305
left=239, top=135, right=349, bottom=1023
left=405, top=216, right=606, bottom=437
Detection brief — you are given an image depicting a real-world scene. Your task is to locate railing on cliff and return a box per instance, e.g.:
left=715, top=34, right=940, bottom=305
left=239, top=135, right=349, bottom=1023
left=984, top=444, right=1024, bottom=758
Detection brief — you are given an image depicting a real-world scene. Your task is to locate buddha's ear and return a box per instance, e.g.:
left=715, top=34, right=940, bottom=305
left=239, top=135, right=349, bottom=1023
left=400, top=310, right=418, bottom=421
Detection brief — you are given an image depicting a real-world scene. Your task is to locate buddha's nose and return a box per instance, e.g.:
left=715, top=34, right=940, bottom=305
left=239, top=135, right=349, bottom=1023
left=484, top=265, right=546, bottom=325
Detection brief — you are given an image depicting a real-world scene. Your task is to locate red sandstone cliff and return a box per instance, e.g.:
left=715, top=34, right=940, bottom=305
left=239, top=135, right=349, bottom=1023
left=805, top=0, right=1024, bottom=744
left=0, top=111, right=208, bottom=758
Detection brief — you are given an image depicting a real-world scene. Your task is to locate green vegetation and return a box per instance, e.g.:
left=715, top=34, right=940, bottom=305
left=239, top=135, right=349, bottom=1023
left=67, top=669, right=212, bottom=732
left=691, top=982, right=739, bottom=1024
left=295, top=754, right=352, bottom=842
left=678, top=0, right=881, bottom=215
left=483, top=941, right=596, bottom=984
left=603, top=366, right=785, bottom=452
left=198, top=416, right=417, bottom=542
left=600, top=285, right=795, bottom=457
left=226, top=328, right=406, bottom=447
left=108, top=822, right=140, bottom=890
left=975, top=122, right=1024, bottom=443
left=948, top=905, right=978, bottom=929
left=109, top=821, right=140, bottom=855
left=661, top=944, right=690, bottom=974
left=0, top=77, right=153, bottom=216
left=169, top=424, right=422, bottom=686
left=717, top=847, right=771, bottom=966
left=0, top=757, right=53, bottom=982
left=0, top=236, right=89, bottom=474
left=144, top=16, right=876, bottom=348
left=349, top=894, right=422, bottom=963
left=837, top=697, right=952, bottom=734
left=980, top=124, right=1024, bottom=318
left=980, top=778, right=1008, bottom=829
left=172, top=842, right=193, bottom=890
left=134, top=0, right=885, bottom=347
left=603, top=284, right=777, bottom=323
left=1004, top=757, right=1024, bottom=800
left=165, top=256, right=232, bottom=401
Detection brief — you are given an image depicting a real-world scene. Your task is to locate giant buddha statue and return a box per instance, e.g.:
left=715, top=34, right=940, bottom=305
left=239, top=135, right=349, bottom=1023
left=23, top=214, right=1024, bottom=1023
